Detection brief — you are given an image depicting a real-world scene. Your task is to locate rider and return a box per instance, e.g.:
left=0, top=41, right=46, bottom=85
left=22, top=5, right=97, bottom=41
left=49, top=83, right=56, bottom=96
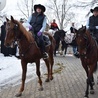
left=50, top=19, right=59, bottom=31
left=70, top=22, right=79, bottom=57
left=27, top=4, right=48, bottom=59
left=86, top=7, right=98, bottom=43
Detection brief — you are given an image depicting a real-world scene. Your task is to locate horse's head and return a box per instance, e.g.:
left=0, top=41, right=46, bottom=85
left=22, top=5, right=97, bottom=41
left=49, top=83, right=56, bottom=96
left=5, top=16, right=19, bottom=47
left=76, top=26, right=88, bottom=48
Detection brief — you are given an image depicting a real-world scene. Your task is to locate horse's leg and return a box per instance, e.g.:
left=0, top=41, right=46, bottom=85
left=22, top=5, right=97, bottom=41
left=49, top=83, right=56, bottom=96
left=64, top=44, right=68, bottom=56
left=61, top=41, right=65, bottom=56
left=89, top=76, right=94, bottom=94
left=84, top=77, right=90, bottom=98
left=44, top=58, right=50, bottom=82
left=35, top=59, right=43, bottom=91
left=15, top=61, right=27, bottom=97
left=48, top=50, right=54, bottom=80
left=54, top=40, right=60, bottom=56
left=81, top=64, right=89, bottom=98
left=54, top=46, right=57, bottom=56
left=89, top=64, right=97, bottom=94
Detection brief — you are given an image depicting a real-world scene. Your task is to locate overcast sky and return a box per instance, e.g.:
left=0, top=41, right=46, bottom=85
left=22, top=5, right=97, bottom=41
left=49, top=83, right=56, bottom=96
left=2, top=0, right=47, bottom=19
left=0, top=0, right=95, bottom=28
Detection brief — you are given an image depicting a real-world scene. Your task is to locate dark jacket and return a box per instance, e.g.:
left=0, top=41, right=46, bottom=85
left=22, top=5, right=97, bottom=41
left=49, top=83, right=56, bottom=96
left=50, top=22, right=59, bottom=30
left=30, top=13, right=45, bottom=33
left=88, top=15, right=98, bottom=40
left=70, top=27, right=77, bottom=33
left=89, top=15, right=98, bottom=33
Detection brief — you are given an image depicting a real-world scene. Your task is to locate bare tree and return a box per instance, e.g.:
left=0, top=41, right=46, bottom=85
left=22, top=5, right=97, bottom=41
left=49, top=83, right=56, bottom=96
left=46, top=0, right=75, bottom=29
left=17, top=0, right=35, bottom=19
left=74, top=0, right=97, bottom=7
left=73, top=0, right=98, bottom=15
left=0, top=11, right=7, bottom=23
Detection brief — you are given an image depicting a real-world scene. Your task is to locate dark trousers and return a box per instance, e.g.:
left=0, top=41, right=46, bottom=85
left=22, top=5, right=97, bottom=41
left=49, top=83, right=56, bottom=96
left=30, top=28, right=46, bottom=53
left=36, top=34, right=46, bottom=53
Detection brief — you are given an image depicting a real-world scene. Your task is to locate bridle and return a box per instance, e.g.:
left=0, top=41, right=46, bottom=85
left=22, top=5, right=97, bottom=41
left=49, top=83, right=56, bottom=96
left=6, top=23, right=34, bottom=57
left=77, top=33, right=91, bottom=58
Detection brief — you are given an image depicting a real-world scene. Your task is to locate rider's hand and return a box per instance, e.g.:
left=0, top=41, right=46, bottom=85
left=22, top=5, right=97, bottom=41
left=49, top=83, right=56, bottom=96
left=37, top=31, right=42, bottom=36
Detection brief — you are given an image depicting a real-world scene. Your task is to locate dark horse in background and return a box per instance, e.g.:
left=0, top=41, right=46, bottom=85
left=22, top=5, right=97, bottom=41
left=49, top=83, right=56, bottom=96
left=4, top=16, right=55, bottom=97
left=76, top=26, right=98, bottom=98
left=53, top=30, right=66, bottom=56
left=53, top=29, right=78, bottom=57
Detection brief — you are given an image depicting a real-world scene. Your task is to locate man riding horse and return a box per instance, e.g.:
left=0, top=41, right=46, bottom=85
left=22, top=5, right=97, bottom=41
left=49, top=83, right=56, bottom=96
left=86, top=7, right=98, bottom=43
left=50, top=19, right=59, bottom=31
left=27, top=4, right=48, bottom=59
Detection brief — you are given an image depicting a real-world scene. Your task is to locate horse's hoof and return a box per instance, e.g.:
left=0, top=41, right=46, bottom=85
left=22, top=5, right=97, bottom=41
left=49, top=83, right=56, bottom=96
left=45, top=78, right=50, bottom=82
left=84, top=97, right=89, bottom=98
left=50, top=76, right=53, bottom=80
left=84, top=95, right=89, bottom=98
left=38, top=87, right=44, bottom=91
left=90, top=90, right=95, bottom=94
left=15, top=92, right=22, bottom=97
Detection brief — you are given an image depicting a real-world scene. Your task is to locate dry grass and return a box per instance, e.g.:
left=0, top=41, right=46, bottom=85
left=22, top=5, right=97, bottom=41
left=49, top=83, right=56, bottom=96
left=44, top=62, right=65, bottom=75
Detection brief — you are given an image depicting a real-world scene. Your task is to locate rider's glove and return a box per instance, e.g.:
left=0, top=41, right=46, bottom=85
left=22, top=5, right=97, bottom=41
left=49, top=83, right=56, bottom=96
left=37, top=31, right=42, bottom=36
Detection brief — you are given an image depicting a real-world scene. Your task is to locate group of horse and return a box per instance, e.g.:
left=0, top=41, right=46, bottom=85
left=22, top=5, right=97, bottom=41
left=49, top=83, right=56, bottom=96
left=4, top=16, right=98, bottom=98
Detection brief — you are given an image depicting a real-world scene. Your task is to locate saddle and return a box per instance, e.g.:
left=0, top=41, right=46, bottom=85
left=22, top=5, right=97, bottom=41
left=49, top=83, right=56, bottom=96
left=43, top=35, right=51, bottom=47
left=35, top=34, right=51, bottom=47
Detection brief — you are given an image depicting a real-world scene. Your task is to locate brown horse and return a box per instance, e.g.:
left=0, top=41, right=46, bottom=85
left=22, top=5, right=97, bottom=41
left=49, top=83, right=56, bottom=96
left=4, top=16, right=55, bottom=97
left=76, top=26, right=98, bottom=98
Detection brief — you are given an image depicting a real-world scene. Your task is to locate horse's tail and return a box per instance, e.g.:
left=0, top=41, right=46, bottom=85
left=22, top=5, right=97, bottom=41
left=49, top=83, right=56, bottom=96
left=44, top=32, right=56, bottom=50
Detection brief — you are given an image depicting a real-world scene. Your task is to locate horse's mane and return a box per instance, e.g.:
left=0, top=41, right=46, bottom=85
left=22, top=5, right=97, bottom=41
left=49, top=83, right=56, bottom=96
left=14, top=20, right=34, bottom=42
left=85, top=29, right=95, bottom=45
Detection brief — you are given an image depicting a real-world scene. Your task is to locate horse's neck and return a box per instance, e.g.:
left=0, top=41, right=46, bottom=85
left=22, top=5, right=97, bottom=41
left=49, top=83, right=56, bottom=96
left=18, top=31, right=35, bottom=50
left=87, top=33, right=95, bottom=47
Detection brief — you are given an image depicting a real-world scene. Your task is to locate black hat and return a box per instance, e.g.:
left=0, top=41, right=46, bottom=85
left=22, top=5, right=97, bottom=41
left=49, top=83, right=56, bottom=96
left=34, top=4, right=46, bottom=12
left=90, top=7, right=98, bottom=13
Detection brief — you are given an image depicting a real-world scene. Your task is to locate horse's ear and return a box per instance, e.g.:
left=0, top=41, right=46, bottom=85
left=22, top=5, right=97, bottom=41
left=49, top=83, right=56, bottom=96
left=11, top=16, right=15, bottom=23
left=83, top=26, right=86, bottom=31
left=6, top=17, right=9, bottom=22
left=81, top=26, right=86, bottom=33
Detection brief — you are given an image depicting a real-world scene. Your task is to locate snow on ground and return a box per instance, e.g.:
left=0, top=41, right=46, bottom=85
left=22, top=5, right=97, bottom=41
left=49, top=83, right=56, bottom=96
left=0, top=46, right=74, bottom=91
left=0, top=53, right=46, bottom=91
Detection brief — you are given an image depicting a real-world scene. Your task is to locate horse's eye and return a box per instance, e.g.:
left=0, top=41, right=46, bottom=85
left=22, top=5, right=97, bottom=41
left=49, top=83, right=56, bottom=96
left=8, top=23, right=10, bottom=27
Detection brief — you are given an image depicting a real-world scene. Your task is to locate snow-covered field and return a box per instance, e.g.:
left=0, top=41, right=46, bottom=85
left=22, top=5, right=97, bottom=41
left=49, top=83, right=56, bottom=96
left=0, top=53, right=46, bottom=91
left=0, top=46, right=74, bottom=91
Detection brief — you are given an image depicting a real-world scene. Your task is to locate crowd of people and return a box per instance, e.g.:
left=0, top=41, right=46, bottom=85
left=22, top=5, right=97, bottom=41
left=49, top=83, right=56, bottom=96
left=1, top=4, right=98, bottom=58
